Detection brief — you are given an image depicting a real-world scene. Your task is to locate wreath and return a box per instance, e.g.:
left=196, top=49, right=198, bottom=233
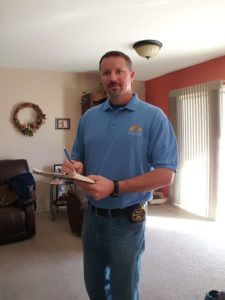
left=13, top=102, right=46, bottom=136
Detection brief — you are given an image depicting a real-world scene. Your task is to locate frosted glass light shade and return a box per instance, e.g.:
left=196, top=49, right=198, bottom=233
left=133, top=40, right=162, bottom=59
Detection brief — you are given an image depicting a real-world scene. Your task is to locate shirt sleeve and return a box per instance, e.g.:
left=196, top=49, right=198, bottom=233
left=148, top=112, right=178, bottom=171
left=71, top=118, right=85, bottom=162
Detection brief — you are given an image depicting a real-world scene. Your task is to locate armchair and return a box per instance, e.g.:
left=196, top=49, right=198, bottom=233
left=0, top=159, right=36, bottom=245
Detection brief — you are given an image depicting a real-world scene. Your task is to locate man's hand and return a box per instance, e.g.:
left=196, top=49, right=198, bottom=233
left=62, top=159, right=83, bottom=175
left=76, top=175, right=114, bottom=201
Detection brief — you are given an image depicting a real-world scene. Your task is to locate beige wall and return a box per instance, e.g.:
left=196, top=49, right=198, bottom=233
left=132, top=81, right=145, bottom=100
left=0, top=66, right=145, bottom=211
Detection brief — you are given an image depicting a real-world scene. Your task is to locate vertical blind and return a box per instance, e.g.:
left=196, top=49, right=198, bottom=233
left=169, top=80, right=224, bottom=219
left=217, top=88, right=225, bottom=222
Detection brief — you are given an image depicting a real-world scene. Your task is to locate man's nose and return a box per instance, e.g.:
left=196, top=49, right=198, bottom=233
left=109, top=71, right=117, bottom=81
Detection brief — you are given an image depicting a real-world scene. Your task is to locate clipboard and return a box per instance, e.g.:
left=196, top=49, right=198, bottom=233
left=33, top=168, right=95, bottom=184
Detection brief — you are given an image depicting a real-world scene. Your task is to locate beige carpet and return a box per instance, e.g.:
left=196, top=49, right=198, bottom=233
left=0, top=204, right=225, bottom=300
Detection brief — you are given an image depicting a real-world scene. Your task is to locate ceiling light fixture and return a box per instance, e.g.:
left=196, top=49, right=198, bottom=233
left=133, top=40, right=163, bottom=59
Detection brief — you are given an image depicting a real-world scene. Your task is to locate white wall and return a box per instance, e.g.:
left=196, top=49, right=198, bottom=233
left=0, top=66, right=145, bottom=211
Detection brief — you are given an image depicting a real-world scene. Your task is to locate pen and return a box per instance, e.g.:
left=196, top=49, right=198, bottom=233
left=63, top=147, right=76, bottom=173
left=63, top=146, right=72, bottom=162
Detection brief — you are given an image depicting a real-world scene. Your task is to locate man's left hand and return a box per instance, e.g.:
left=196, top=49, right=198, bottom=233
left=76, top=175, right=114, bottom=201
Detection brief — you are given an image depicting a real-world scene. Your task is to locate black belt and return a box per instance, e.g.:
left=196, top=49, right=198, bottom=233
left=89, top=203, right=147, bottom=219
left=89, top=205, right=128, bottom=218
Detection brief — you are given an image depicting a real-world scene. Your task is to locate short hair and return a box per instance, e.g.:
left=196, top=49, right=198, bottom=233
left=99, top=51, right=132, bottom=70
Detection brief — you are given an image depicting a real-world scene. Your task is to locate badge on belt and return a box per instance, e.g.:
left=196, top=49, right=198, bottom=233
left=128, top=204, right=147, bottom=223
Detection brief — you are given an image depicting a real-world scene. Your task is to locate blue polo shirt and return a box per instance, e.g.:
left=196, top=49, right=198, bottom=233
left=71, top=94, right=178, bottom=209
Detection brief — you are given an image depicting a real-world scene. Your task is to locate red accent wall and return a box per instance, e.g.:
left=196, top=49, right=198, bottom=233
left=145, top=55, right=225, bottom=197
left=145, top=55, right=225, bottom=116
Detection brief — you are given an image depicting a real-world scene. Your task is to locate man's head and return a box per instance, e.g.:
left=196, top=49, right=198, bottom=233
left=99, top=51, right=134, bottom=104
left=99, top=51, right=132, bottom=71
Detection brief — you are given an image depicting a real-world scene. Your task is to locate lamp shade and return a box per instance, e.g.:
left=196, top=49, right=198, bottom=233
left=133, top=40, right=162, bottom=59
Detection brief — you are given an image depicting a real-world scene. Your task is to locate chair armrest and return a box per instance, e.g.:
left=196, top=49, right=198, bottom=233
left=15, top=197, right=35, bottom=207
left=24, top=203, right=36, bottom=236
left=15, top=190, right=36, bottom=209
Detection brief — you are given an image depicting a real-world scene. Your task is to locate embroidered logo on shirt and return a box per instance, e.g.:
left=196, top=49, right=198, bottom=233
left=128, top=125, right=142, bottom=136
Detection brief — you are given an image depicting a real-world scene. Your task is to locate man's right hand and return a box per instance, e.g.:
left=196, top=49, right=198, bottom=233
left=62, top=160, right=83, bottom=175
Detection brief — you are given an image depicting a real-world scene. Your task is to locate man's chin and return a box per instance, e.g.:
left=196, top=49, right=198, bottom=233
left=108, top=92, right=121, bottom=98
left=107, top=88, right=121, bottom=97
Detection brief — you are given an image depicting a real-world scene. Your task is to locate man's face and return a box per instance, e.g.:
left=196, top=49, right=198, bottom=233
left=100, top=56, right=134, bottom=99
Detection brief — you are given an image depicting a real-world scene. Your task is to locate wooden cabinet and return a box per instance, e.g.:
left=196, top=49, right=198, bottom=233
left=81, top=92, right=107, bottom=115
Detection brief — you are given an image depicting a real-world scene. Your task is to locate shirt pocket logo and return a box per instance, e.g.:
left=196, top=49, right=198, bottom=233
left=128, top=125, right=142, bottom=136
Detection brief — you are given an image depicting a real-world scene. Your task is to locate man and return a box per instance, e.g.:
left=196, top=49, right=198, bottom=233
left=62, top=51, right=178, bottom=300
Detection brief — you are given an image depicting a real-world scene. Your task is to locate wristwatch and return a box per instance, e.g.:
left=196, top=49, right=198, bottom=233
left=111, top=180, right=120, bottom=197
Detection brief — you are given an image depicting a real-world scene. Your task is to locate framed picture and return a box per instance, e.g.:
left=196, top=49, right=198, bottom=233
left=54, top=164, right=62, bottom=173
left=55, top=118, right=70, bottom=129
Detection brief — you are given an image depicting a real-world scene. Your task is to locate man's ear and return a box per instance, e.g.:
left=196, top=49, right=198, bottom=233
left=130, top=71, right=135, bottom=82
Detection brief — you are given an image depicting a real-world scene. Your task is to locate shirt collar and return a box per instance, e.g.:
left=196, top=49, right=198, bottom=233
left=103, top=94, right=140, bottom=112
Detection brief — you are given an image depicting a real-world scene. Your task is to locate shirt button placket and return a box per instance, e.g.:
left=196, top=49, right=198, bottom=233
left=110, top=111, right=118, bottom=128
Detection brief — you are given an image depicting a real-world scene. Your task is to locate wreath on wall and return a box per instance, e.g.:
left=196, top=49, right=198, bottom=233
left=13, top=102, right=46, bottom=136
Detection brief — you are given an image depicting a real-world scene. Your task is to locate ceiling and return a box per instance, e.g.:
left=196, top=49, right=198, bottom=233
left=0, top=0, right=225, bottom=81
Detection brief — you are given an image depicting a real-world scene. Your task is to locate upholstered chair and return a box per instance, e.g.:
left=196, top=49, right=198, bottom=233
left=0, top=159, right=36, bottom=245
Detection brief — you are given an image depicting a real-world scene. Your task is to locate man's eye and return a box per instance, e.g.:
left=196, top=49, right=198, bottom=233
left=102, top=71, right=110, bottom=76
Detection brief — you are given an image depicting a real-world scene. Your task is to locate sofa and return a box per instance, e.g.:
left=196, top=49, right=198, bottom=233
left=0, top=159, right=36, bottom=245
